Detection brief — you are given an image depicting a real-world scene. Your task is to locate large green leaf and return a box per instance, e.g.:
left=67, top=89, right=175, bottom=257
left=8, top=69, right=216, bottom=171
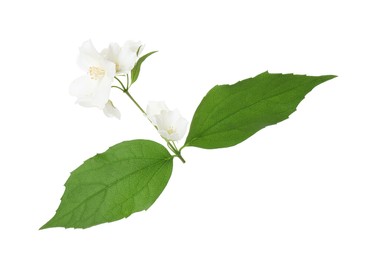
left=131, top=51, right=157, bottom=85
left=184, top=72, right=336, bottom=149
left=41, top=140, right=173, bottom=229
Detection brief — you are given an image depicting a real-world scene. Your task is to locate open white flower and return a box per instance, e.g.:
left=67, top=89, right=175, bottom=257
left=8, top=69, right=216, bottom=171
left=70, top=40, right=116, bottom=109
left=146, top=101, right=188, bottom=141
left=101, top=41, right=144, bottom=75
left=103, top=100, right=121, bottom=119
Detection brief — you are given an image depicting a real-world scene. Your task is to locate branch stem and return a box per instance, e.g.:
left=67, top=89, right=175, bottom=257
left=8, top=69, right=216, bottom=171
left=124, top=90, right=146, bottom=115
left=113, top=76, right=186, bottom=163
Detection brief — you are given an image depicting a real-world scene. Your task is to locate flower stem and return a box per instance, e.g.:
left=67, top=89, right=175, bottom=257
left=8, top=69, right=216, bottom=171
left=114, top=76, right=126, bottom=89
left=114, top=76, right=186, bottom=163
left=167, top=142, right=186, bottom=163
left=124, top=90, right=147, bottom=115
left=112, top=82, right=146, bottom=116
left=176, top=153, right=186, bottom=163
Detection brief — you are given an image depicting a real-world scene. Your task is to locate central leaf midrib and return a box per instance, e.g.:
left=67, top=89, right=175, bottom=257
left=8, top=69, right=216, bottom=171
left=76, top=157, right=165, bottom=174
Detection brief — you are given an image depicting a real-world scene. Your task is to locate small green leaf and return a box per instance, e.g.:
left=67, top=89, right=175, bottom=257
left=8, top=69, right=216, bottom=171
left=185, top=72, right=336, bottom=149
left=131, top=51, right=157, bottom=84
left=41, top=140, right=173, bottom=229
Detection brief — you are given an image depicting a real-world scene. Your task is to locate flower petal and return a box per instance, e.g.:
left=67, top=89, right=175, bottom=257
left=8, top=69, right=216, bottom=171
left=155, top=109, right=188, bottom=141
left=91, top=75, right=113, bottom=109
left=69, top=72, right=113, bottom=109
left=169, top=132, right=181, bottom=141
left=158, top=129, right=171, bottom=140
left=101, top=43, right=122, bottom=73
left=117, top=40, right=142, bottom=74
left=146, top=101, right=169, bottom=124
left=69, top=76, right=98, bottom=107
left=103, top=100, right=121, bottom=119
left=146, top=101, right=169, bottom=116
left=101, top=43, right=120, bottom=61
left=174, top=117, right=188, bottom=140
left=160, top=109, right=181, bottom=129
left=77, top=40, right=102, bottom=70
left=124, top=40, right=143, bottom=54
left=118, top=52, right=137, bottom=74
left=88, top=59, right=115, bottom=108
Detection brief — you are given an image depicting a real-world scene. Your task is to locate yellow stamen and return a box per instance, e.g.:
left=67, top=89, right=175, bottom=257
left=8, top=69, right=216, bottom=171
left=167, top=127, right=175, bottom=135
left=89, top=67, right=105, bottom=80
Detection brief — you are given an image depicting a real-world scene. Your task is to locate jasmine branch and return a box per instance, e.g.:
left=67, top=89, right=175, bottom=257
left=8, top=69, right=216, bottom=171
left=113, top=76, right=186, bottom=163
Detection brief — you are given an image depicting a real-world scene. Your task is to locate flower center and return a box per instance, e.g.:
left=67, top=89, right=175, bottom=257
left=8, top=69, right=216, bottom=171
left=167, top=127, right=175, bottom=135
left=89, top=66, right=105, bottom=80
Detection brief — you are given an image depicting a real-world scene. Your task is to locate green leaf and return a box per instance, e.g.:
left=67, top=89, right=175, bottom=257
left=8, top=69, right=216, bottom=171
left=131, top=51, right=157, bottom=85
left=184, top=72, right=336, bottom=149
left=41, top=140, right=173, bottom=229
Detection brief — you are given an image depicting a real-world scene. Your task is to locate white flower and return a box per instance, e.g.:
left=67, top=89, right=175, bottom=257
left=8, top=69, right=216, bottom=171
left=146, top=101, right=188, bottom=141
left=101, top=41, right=144, bottom=75
left=146, top=101, right=168, bottom=125
left=70, top=40, right=116, bottom=109
left=103, top=100, right=121, bottom=119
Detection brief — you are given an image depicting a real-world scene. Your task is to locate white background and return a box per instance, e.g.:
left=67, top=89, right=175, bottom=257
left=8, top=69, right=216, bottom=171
left=1, top=0, right=367, bottom=259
